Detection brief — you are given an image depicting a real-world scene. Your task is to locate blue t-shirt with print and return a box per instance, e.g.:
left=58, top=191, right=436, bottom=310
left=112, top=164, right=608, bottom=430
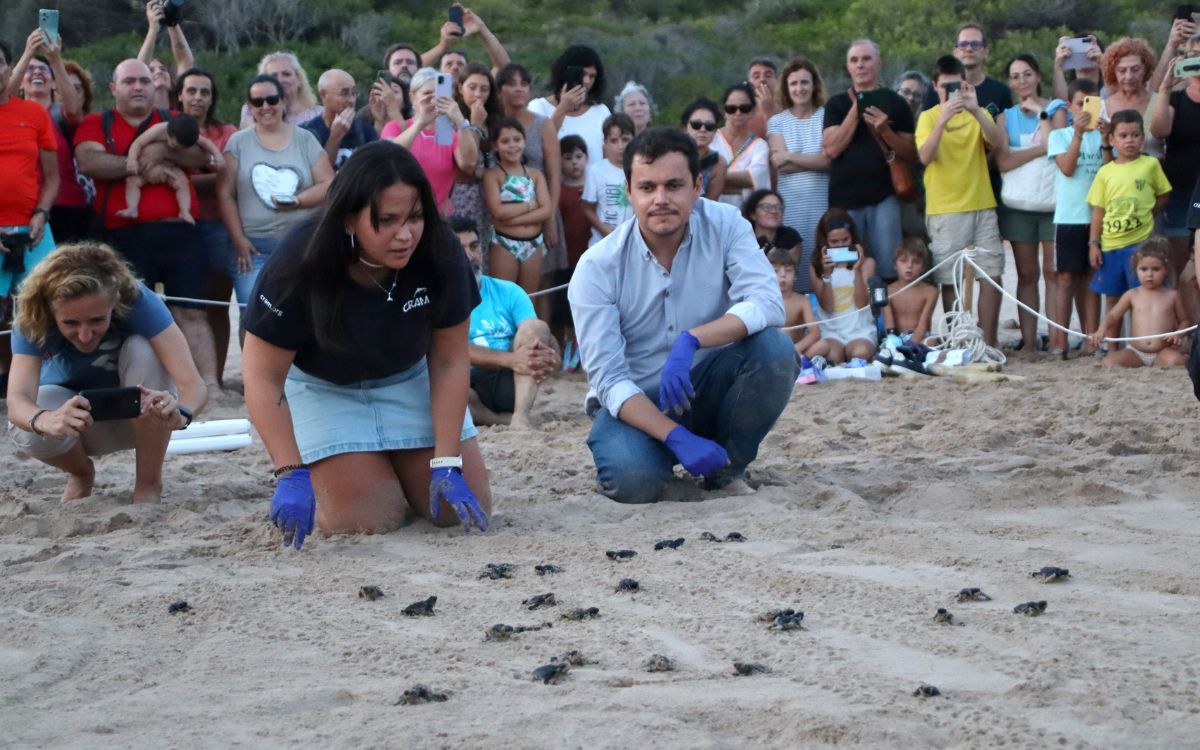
left=469, top=275, right=535, bottom=354
left=11, top=283, right=174, bottom=390
left=1047, top=127, right=1104, bottom=226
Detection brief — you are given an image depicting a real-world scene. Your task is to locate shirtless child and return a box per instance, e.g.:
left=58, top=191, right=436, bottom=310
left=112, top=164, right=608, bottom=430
left=884, top=238, right=939, bottom=344
left=768, top=247, right=821, bottom=355
left=117, top=114, right=223, bottom=225
left=1090, top=237, right=1191, bottom=367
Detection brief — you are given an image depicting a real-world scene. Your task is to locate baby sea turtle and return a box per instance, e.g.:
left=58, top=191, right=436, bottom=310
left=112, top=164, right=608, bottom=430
left=606, top=549, right=637, bottom=561
left=956, top=587, right=992, bottom=602
left=759, top=608, right=805, bottom=631
left=485, top=622, right=553, bottom=641
left=700, top=532, right=723, bottom=543
left=402, top=596, right=437, bottom=616
left=522, top=592, right=557, bottom=610
left=701, top=532, right=746, bottom=543
left=644, top=654, right=675, bottom=672
left=534, top=564, right=563, bottom=576
left=934, top=608, right=964, bottom=626
left=654, top=538, right=685, bottom=551
left=395, top=684, right=448, bottom=705
left=480, top=563, right=514, bottom=580
left=615, top=578, right=640, bottom=593
left=561, top=607, right=601, bottom=621
left=358, top=585, right=385, bottom=601
left=1013, top=600, right=1048, bottom=616
left=1031, top=566, right=1071, bottom=583
left=532, top=662, right=570, bottom=684
left=552, top=650, right=587, bottom=666
left=167, top=600, right=191, bottom=614
left=724, top=532, right=746, bottom=543
left=733, top=661, right=771, bottom=676
left=913, top=683, right=941, bottom=698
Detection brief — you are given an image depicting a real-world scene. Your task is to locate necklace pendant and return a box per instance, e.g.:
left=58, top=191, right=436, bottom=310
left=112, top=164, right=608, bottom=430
left=386, top=292, right=394, bottom=302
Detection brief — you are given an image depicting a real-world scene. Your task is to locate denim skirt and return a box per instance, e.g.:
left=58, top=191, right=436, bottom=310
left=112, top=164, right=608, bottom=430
left=284, top=358, right=478, bottom=464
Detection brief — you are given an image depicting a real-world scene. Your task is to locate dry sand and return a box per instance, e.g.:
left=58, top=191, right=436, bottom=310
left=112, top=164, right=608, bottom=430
left=3, top=313, right=1200, bottom=748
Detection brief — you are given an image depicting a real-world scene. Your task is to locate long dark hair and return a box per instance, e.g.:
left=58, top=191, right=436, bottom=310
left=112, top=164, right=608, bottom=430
left=172, top=68, right=222, bottom=127
left=548, top=45, right=606, bottom=104
left=282, top=141, right=453, bottom=352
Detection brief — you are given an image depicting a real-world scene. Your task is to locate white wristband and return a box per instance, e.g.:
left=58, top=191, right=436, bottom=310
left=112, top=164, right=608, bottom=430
left=430, top=456, right=463, bottom=469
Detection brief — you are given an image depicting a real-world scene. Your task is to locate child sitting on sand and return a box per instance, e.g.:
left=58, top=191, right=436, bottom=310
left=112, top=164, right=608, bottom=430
left=767, top=247, right=820, bottom=356
left=808, top=208, right=877, bottom=364
left=118, top=114, right=223, bottom=225
left=1089, top=237, right=1190, bottom=367
left=884, top=237, right=939, bottom=344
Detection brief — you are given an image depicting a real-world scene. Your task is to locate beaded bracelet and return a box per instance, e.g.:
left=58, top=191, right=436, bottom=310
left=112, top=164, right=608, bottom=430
left=272, top=463, right=308, bottom=479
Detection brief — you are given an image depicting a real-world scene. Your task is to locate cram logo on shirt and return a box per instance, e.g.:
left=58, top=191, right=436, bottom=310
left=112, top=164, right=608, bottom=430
left=403, top=287, right=431, bottom=313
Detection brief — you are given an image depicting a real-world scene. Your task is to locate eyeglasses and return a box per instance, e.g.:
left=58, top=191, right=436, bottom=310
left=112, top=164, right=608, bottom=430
left=956, top=40, right=985, bottom=50
left=688, top=119, right=717, bottom=131
left=724, top=103, right=753, bottom=115
left=756, top=203, right=783, bottom=213
left=249, top=95, right=282, bottom=108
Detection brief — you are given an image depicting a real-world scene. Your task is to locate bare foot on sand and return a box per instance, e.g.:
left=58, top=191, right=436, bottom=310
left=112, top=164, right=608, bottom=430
left=132, top=482, right=162, bottom=504
left=509, top=414, right=535, bottom=430
left=61, top=460, right=96, bottom=502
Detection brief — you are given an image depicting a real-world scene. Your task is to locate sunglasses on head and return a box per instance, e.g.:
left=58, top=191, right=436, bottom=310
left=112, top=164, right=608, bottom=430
left=249, top=94, right=281, bottom=108
left=688, top=119, right=717, bottom=131
left=724, top=103, right=753, bottom=115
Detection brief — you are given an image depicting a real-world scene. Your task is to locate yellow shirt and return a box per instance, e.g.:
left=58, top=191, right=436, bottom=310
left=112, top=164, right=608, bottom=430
left=1085, top=155, right=1172, bottom=251
left=916, top=107, right=996, bottom=215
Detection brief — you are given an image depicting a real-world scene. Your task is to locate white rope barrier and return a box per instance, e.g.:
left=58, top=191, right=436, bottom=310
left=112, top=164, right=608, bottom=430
left=529, top=282, right=569, bottom=299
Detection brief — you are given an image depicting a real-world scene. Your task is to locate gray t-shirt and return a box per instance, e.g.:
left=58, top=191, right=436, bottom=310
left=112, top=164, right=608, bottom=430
left=224, top=125, right=323, bottom=239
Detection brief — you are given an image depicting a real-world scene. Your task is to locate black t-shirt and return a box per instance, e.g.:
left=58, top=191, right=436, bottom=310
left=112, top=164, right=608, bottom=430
left=920, top=74, right=1012, bottom=117
left=758, top=224, right=803, bottom=251
left=1165, top=89, right=1200, bottom=194
left=823, top=89, right=915, bottom=209
left=243, top=221, right=481, bottom=385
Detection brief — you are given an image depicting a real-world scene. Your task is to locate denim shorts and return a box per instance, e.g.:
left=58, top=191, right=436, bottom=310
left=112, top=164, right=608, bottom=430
left=284, top=358, right=478, bottom=464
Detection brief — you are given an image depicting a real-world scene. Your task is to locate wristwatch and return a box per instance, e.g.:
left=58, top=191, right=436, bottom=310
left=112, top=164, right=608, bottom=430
left=176, top=405, right=193, bottom=430
left=31, top=207, right=49, bottom=219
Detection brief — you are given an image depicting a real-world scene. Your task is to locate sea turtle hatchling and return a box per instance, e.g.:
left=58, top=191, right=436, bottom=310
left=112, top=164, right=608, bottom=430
left=724, top=532, right=746, bottom=543
left=395, top=684, right=448, bottom=705
left=532, top=662, right=570, bottom=684
left=654, top=538, right=685, bottom=550
left=1013, top=600, right=1048, bottom=616
left=700, top=532, right=723, bottom=543
left=606, top=549, right=637, bottom=561
left=913, top=683, right=941, bottom=698
left=933, top=608, right=964, bottom=626
left=522, top=593, right=557, bottom=610
left=167, top=600, right=191, bottom=614
left=615, top=578, right=640, bottom=593
left=733, top=662, right=771, bottom=676
left=358, top=585, right=384, bottom=601
left=534, top=564, right=563, bottom=576
left=485, top=622, right=553, bottom=641
left=402, top=596, right=437, bottom=616
left=644, top=654, right=675, bottom=672
left=1031, top=566, right=1071, bottom=583
left=552, top=650, right=587, bottom=666
left=561, top=607, right=601, bottom=621
left=760, top=608, right=805, bottom=631
left=956, top=587, right=992, bottom=602
left=479, top=563, right=515, bottom=580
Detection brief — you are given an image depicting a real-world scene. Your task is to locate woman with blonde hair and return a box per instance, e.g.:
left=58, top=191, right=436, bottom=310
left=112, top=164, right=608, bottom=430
left=5, top=243, right=207, bottom=503
left=238, top=50, right=322, bottom=128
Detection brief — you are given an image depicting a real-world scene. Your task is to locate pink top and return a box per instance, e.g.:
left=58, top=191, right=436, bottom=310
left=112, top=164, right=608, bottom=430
left=380, top=119, right=458, bottom=214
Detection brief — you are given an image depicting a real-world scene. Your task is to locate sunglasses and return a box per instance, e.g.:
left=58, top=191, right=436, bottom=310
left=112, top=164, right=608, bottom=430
left=955, top=40, right=985, bottom=50
left=724, top=103, right=753, bottom=115
left=688, top=119, right=717, bottom=131
left=248, top=95, right=281, bottom=108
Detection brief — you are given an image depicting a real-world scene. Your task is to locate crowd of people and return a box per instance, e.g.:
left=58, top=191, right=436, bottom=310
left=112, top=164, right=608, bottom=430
left=2, top=4, right=1199, bottom=544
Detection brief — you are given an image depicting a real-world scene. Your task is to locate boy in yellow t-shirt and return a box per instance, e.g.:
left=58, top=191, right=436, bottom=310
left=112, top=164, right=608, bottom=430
left=915, top=55, right=1007, bottom=345
left=1086, top=109, right=1171, bottom=311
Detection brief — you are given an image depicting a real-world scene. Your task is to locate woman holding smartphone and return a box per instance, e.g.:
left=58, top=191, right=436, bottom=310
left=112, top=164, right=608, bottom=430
left=6, top=243, right=206, bottom=503
left=528, top=46, right=611, bottom=167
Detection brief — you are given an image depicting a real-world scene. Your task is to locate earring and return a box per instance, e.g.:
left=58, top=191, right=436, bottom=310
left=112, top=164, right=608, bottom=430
left=349, top=233, right=356, bottom=249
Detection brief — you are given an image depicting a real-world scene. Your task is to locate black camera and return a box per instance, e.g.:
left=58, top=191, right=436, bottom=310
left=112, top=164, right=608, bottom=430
left=1, top=232, right=33, bottom=274
left=162, top=0, right=186, bottom=27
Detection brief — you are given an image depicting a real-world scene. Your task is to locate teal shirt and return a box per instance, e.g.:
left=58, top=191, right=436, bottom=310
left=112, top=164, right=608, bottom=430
left=470, top=275, right=535, bottom=353
left=1047, top=127, right=1104, bottom=225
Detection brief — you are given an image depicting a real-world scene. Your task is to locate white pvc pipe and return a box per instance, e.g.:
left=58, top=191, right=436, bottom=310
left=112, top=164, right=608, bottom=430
left=174, top=419, right=252, bottom=440
left=167, top=433, right=253, bottom=455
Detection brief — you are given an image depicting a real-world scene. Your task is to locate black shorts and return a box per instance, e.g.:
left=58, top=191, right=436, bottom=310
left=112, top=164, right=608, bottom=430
left=1054, top=224, right=1090, bottom=274
left=470, top=367, right=515, bottom=414
left=550, top=268, right=574, bottom=329
left=105, top=220, right=207, bottom=307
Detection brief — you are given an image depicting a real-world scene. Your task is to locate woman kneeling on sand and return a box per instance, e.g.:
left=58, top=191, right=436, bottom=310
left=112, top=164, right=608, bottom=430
left=6, top=243, right=207, bottom=502
left=241, top=141, right=491, bottom=549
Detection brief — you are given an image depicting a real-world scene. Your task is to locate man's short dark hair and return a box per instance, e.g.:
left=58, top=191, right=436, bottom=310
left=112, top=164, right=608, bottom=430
left=441, top=51, right=467, bottom=65
left=1067, top=77, right=1099, bottom=100
left=623, top=127, right=699, bottom=183
left=1109, top=108, right=1143, bottom=133
left=449, top=215, right=478, bottom=236
left=603, top=112, right=635, bottom=139
left=559, top=134, right=587, bottom=156
left=383, top=43, right=418, bottom=69
left=748, top=57, right=777, bottom=73
left=166, top=114, right=200, bottom=147
left=0, top=40, right=12, bottom=66
left=933, top=55, right=965, bottom=82
left=957, top=22, right=987, bottom=46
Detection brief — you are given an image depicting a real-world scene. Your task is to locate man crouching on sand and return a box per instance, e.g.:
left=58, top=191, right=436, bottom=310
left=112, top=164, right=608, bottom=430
left=568, top=127, right=798, bottom=503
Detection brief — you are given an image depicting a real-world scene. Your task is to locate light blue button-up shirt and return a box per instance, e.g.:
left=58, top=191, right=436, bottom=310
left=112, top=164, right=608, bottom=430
left=568, top=197, right=785, bottom=418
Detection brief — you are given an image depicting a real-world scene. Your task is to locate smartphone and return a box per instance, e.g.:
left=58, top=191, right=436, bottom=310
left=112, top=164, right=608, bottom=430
left=828, top=247, right=859, bottom=265
left=448, top=5, right=464, bottom=36
left=272, top=195, right=299, bottom=208
left=38, top=9, right=59, bottom=46
left=1177, top=56, right=1200, bottom=78
left=1062, top=36, right=1093, bottom=70
left=855, top=88, right=891, bottom=114
left=1176, top=5, right=1198, bottom=20
left=434, top=73, right=455, bottom=146
left=79, top=387, right=142, bottom=422
left=1081, top=95, right=1102, bottom=129
left=943, top=81, right=961, bottom=101
left=564, top=65, right=585, bottom=91
left=377, top=69, right=392, bottom=84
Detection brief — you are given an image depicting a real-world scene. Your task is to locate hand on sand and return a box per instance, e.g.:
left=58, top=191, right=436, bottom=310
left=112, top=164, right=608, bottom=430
left=430, top=466, right=488, bottom=533
left=271, top=468, right=315, bottom=550
left=664, top=426, right=729, bottom=477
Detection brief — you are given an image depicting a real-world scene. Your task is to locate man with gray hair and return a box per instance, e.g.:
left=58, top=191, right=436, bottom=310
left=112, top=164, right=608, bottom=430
left=822, top=38, right=917, bottom=280
left=301, top=69, right=378, bottom=169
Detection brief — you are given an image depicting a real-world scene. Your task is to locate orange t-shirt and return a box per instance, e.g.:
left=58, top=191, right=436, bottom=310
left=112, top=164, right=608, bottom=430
left=73, top=109, right=199, bottom=230
left=0, top=97, right=56, bottom=226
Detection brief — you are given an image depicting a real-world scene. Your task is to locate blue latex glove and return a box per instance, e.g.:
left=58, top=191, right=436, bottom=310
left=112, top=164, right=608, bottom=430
left=659, top=330, right=700, bottom=414
left=271, top=468, right=315, bottom=550
left=664, top=425, right=729, bottom=477
left=430, top=466, right=489, bottom=533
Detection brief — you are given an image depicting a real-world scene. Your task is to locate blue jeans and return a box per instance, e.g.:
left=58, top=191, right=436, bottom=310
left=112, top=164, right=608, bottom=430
left=849, top=194, right=902, bottom=281
left=230, top=236, right=278, bottom=306
left=586, top=328, right=798, bottom=504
